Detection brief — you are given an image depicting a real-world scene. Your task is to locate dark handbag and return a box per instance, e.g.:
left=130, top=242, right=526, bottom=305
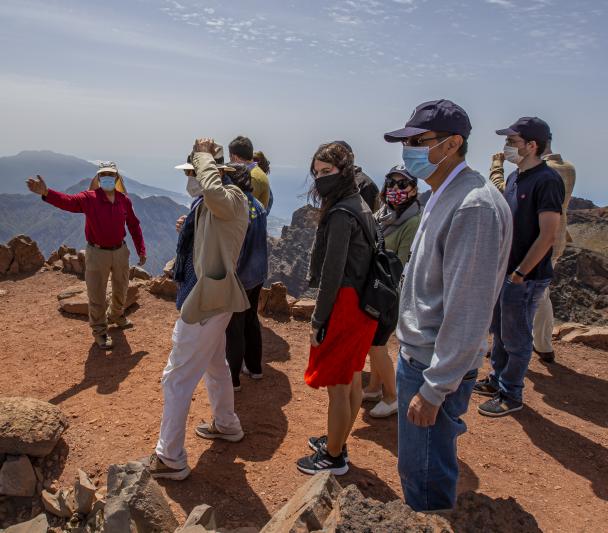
left=329, top=206, right=403, bottom=324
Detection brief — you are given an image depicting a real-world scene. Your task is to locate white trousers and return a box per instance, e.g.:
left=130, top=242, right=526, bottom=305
left=533, top=287, right=554, bottom=353
left=155, top=313, right=241, bottom=469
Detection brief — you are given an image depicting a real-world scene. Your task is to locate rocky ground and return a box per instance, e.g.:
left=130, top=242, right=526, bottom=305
left=1, top=270, right=607, bottom=532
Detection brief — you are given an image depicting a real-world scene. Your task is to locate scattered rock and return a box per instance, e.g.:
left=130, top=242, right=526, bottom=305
left=148, top=276, right=177, bottom=299
left=41, top=487, right=75, bottom=518
left=0, top=397, right=68, bottom=457
left=259, top=283, right=290, bottom=317
left=59, top=280, right=139, bottom=316
left=0, top=245, right=14, bottom=274
left=46, top=250, right=60, bottom=264
left=130, top=265, right=152, bottom=281
left=163, top=259, right=175, bottom=278
left=74, top=469, right=97, bottom=515
left=58, top=244, right=77, bottom=257
left=104, top=461, right=178, bottom=533
left=559, top=325, right=608, bottom=350
left=260, top=472, right=341, bottom=533
left=290, top=299, right=315, bottom=321
left=178, top=504, right=217, bottom=531
left=3, top=513, right=49, bottom=533
left=7, top=235, right=45, bottom=274
left=324, top=484, right=452, bottom=533
left=0, top=455, right=37, bottom=497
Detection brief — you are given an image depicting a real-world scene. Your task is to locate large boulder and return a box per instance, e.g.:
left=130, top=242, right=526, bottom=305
left=555, top=324, right=608, bottom=350
left=260, top=472, right=341, bottom=533
left=0, top=455, right=37, bottom=497
left=3, top=514, right=49, bottom=533
left=59, top=280, right=140, bottom=316
left=0, top=397, right=68, bottom=457
left=130, top=265, right=152, bottom=281
left=6, top=236, right=45, bottom=274
left=291, top=299, right=316, bottom=321
left=104, top=461, right=178, bottom=533
left=0, top=244, right=14, bottom=274
left=259, top=282, right=291, bottom=317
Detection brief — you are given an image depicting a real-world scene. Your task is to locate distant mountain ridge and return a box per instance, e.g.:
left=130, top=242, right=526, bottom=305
left=0, top=150, right=190, bottom=206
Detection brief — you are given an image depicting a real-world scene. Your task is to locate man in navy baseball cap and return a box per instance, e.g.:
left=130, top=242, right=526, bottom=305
left=385, top=99, right=513, bottom=513
left=495, top=116, right=551, bottom=143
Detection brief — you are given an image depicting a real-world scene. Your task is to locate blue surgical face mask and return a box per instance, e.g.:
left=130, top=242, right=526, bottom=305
left=401, top=137, right=450, bottom=181
left=99, top=176, right=116, bottom=191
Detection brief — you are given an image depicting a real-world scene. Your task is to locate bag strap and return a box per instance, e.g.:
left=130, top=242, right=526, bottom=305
left=328, top=205, right=386, bottom=252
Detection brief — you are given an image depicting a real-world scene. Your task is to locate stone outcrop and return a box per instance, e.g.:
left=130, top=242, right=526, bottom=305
left=551, top=245, right=608, bottom=325
left=567, top=207, right=608, bottom=258
left=553, top=322, right=608, bottom=350
left=104, top=461, right=178, bottom=533
left=0, top=236, right=45, bottom=275
left=290, top=299, right=315, bottom=321
left=0, top=455, right=37, bottom=497
left=130, top=265, right=152, bottom=281
left=259, top=282, right=291, bottom=317
left=3, top=514, right=48, bottom=533
left=267, top=205, right=319, bottom=298
left=58, top=280, right=140, bottom=316
left=148, top=258, right=177, bottom=299
left=0, top=397, right=68, bottom=457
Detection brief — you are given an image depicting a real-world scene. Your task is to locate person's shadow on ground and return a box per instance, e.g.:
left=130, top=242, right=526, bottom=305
left=163, top=329, right=293, bottom=529
left=527, top=361, right=608, bottom=427
left=49, top=328, right=148, bottom=405
left=515, top=405, right=608, bottom=501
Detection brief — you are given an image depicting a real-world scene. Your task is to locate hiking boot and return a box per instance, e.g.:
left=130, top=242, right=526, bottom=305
left=308, top=435, right=349, bottom=463
left=108, top=314, right=133, bottom=329
left=473, top=377, right=498, bottom=397
left=195, top=420, right=244, bottom=442
left=362, top=389, right=383, bottom=402
left=297, top=448, right=349, bottom=476
left=478, top=394, right=523, bottom=417
left=370, top=399, right=398, bottom=418
left=143, top=453, right=190, bottom=481
left=242, top=366, right=263, bottom=380
left=94, top=334, right=114, bottom=350
left=534, top=346, right=555, bottom=363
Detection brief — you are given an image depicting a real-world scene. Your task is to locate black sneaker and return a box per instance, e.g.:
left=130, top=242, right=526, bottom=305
left=296, top=448, right=348, bottom=476
left=533, top=346, right=555, bottom=363
left=308, top=435, right=349, bottom=463
left=478, top=394, right=523, bottom=417
left=473, top=377, right=498, bottom=397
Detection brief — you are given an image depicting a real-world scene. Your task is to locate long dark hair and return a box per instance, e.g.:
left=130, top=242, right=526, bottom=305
left=308, top=142, right=357, bottom=220
left=253, top=151, right=270, bottom=174
left=226, top=163, right=253, bottom=193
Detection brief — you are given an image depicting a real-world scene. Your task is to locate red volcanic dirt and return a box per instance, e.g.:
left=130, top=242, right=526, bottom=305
left=1, top=270, right=607, bottom=531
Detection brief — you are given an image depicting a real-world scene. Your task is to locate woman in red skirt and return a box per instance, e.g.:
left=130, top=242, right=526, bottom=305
left=297, top=142, right=377, bottom=476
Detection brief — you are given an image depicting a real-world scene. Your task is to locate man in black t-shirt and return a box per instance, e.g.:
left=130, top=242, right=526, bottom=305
left=474, top=117, right=565, bottom=417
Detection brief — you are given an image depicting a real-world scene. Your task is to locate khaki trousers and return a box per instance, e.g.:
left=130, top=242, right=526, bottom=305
left=84, top=243, right=130, bottom=337
left=532, top=287, right=553, bottom=353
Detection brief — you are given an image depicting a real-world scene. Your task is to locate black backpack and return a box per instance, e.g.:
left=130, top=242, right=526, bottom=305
left=328, top=206, right=403, bottom=326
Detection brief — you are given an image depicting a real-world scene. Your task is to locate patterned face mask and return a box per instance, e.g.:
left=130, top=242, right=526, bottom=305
left=385, top=188, right=412, bottom=206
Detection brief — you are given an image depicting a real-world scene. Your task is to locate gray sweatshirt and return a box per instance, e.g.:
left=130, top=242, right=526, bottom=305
left=397, top=166, right=512, bottom=406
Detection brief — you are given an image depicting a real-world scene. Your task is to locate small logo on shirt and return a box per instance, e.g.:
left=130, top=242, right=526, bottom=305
left=520, top=194, right=526, bottom=199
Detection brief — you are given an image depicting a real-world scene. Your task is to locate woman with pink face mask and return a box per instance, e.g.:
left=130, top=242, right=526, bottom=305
left=363, top=165, right=421, bottom=418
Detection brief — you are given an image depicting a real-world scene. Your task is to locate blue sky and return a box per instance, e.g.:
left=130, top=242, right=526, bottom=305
left=1, top=0, right=606, bottom=217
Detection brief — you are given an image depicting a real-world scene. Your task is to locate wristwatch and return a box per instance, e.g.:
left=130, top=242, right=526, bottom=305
left=513, top=268, right=525, bottom=279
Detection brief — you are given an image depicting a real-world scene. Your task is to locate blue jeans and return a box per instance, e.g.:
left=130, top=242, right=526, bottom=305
left=490, top=277, right=551, bottom=403
left=397, top=354, right=477, bottom=511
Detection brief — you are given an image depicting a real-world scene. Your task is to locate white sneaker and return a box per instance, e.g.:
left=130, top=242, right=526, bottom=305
left=362, top=389, right=382, bottom=402
left=242, top=366, right=263, bottom=380
left=370, top=400, right=398, bottom=418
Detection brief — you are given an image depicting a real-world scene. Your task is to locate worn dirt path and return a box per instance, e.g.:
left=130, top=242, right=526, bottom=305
left=1, top=271, right=607, bottom=531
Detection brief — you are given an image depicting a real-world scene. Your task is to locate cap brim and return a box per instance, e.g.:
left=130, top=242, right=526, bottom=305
left=174, top=163, right=195, bottom=170
left=218, top=165, right=236, bottom=172
left=384, top=126, right=429, bottom=143
left=495, top=128, right=519, bottom=136
left=96, top=167, right=118, bottom=174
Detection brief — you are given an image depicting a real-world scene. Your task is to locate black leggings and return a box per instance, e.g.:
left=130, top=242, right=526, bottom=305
left=226, top=284, right=263, bottom=386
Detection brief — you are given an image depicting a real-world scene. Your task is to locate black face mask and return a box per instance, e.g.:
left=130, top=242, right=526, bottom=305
left=314, top=172, right=342, bottom=198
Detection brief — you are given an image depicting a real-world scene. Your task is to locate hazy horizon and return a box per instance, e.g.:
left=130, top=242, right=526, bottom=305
left=1, top=0, right=607, bottom=218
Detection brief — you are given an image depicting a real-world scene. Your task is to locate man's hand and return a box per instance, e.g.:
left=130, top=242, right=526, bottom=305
left=138, top=255, right=147, bottom=267
left=492, top=152, right=505, bottom=164
left=194, top=138, right=216, bottom=154
left=407, top=392, right=440, bottom=427
left=509, top=272, right=524, bottom=284
left=176, top=215, right=187, bottom=233
left=310, top=328, right=320, bottom=348
left=26, top=175, right=48, bottom=196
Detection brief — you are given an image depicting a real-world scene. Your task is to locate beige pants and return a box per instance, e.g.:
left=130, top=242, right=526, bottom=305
left=84, top=243, right=130, bottom=337
left=532, top=287, right=553, bottom=353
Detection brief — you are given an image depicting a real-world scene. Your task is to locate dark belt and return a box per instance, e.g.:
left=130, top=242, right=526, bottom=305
left=88, top=241, right=124, bottom=251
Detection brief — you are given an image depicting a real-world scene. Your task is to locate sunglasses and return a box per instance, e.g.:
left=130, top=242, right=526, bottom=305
left=386, top=178, right=415, bottom=190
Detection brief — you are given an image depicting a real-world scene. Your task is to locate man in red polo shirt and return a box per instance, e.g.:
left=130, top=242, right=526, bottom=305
left=26, top=162, right=146, bottom=350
